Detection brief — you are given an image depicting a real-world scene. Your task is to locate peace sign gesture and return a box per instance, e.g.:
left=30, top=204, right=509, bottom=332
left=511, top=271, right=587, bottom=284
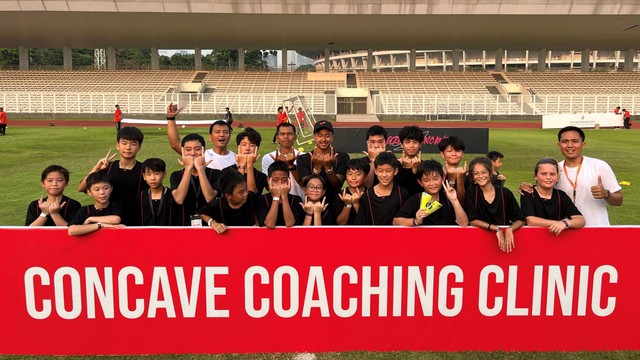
left=94, top=149, right=117, bottom=171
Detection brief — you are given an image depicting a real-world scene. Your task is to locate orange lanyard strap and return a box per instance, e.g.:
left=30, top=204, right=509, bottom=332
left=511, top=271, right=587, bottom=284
left=563, top=160, right=583, bottom=201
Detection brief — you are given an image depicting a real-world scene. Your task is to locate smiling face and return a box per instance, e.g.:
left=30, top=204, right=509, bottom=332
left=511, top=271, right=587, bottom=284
left=558, top=130, right=585, bottom=162
left=346, top=168, right=366, bottom=189
left=375, top=164, right=398, bottom=187
left=314, top=129, right=333, bottom=150
left=209, top=124, right=231, bottom=150
left=471, top=163, right=491, bottom=187
left=440, top=145, right=463, bottom=166
left=42, top=171, right=68, bottom=197
left=535, top=163, right=559, bottom=191
left=116, top=139, right=141, bottom=160
left=418, top=171, right=444, bottom=196
left=182, top=140, right=205, bottom=158
left=304, top=177, right=325, bottom=202
left=402, top=139, right=421, bottom=157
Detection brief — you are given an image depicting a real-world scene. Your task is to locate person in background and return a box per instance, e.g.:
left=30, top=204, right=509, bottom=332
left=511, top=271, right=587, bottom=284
left=487, top=150, right=507, bottom=187
left=114, top=104, right=123, bottom=132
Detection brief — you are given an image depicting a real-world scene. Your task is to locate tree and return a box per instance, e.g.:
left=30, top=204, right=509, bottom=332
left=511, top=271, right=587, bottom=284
left=296, top=64, right=316, bottom=72
left=0, top=48, right=19, bottom=68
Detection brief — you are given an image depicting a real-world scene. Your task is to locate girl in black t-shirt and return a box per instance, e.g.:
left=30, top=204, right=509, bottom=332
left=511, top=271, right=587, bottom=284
left=520, top=158, right=585, bottom=236
left=465, top=157, right=524, bottom=253
left=300, top=174, right=335, bottom=226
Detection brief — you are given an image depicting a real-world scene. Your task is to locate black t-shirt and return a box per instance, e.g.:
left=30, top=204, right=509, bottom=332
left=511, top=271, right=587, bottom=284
left=98, top=160, right=149, bottom=226
left=25, top=195, right=82, bottom=226
left=396, top=189, right=458, bottom=226
left=199, top=192, right=257, bottom=227
left=354, top=184, right=409, bottom=225
left=465, top=184, right=524, bottom=225
left=218, top=165, right=269, bottom=195
left=136, top=187, right=178, bottom=226
left=69, top=201, right=123, bottom=226
left=394, top=167, right=424, bottom=196
left=520, top=187, right=582, bottom=221
left=297, top=150, right=350, bottom=201
left=256, top=194, right=306, bottom=227
left=170, top=168, right=221, bottom=226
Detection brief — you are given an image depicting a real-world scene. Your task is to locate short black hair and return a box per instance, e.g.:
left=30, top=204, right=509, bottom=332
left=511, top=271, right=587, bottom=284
left=219, top=170, right=247, bottom=195
left=398, top=126, right=423, bottom=143
left=302, top=173, right=327, bottom=189
left=117, top=126, right=144, bottom=145
left=142, top=158, right=166, bottom=173
left=438, top=136, right=465, bottom=152
left=486, top=151, right=504, bottom=160
left=236, top=127, right=262, bottom=147
left=86, top=172, right=111, bottom=189
left=366, top=125, right=388, bottom=141
left=276, top=122, right=297, bottom=136
left=468, top=156, right=493, bottom=181
left=181, top=133, right=206, bottom=148
left=346, top=158, right=370, bottom=174
left=418, top=160, right=444, bottom=178
left=268, top=160, right=290, bottom=177
left=534, top=157, right=559, bottom=176
left=209, top=120, right=231, bottom=134
left=374, top=152, right=399, bottom=169
left=41, top=165, right=70, bottom=183
left=557, top=126, right=585, bottom=142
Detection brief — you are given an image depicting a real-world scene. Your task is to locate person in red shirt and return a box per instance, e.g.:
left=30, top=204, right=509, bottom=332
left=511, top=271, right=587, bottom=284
left=622, top=108, right=632, bottom=129
left=296, top=107, right=306, bottom=130
left=114, top=104, right=123, bottom=132
left=0, top=107, right=7, bottom=136
left=614, top=106, right=620, bottom=114
left=272, top=106, right=289, bottom=143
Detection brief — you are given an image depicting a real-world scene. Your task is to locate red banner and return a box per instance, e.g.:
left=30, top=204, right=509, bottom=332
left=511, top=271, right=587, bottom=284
left=0, top=226, right=638, bottom=354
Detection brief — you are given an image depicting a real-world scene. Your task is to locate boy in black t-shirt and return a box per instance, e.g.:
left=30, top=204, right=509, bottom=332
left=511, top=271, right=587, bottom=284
left=68, top=172, right=125, bottom=236
left=200, top=170, right=258, bottom=233
left=256, top=161, right=305, bottom=228
left=394, top=160, right=468, bottom=227
left=170, top=134, right=219, bottom=226
left=137, top=158, right=177, bottom=226
left=335, top=158, right=369, bottom=225
left=396, top=126, right=424, bottom=195
left=355, top=152, right=409, bottom=225
left=219, top=127, right=268, bottom=195
left=26, top=165, right=81, bottom=227
left=77, top=126, right=148, bottom=226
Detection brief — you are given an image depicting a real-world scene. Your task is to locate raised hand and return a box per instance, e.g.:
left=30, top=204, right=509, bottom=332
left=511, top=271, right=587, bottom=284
left=350, top=188, right=363, bottom=205
left=443, top=181, right=459, bottom=202
left=339, top=189, right=353, bottom=206
left=272, top=149, right=298, bottom=168
left=518, top=182, right=534, bottom=195
left=400, top=150, right=421, bottom=173
left=48, top=199, right=66, bottom=215
left=280, top=177, right=291, bottom=196
left=192, top=155, right=207, bottom=170
left=590, top=175, right=608, bottom=199
left=300, top=199, right=314, bottom=214
left=95, top=149, right=117, bottom=171
left=314, top=197, right=328, bottom=212
left=323, top=147, right=338, bottom=171
left=167, top=102, right=184, bottom=118
left=246, top=147, right=261, bottom=168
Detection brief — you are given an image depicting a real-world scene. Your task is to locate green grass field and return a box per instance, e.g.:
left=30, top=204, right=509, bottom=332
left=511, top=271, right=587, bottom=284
left=1, top=125, right=639, bottom=359
left=1, top=125, right=637, bottom=226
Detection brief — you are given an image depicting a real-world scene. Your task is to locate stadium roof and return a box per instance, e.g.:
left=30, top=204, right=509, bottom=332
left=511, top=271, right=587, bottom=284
left=1, top=0, right=639, bottom=50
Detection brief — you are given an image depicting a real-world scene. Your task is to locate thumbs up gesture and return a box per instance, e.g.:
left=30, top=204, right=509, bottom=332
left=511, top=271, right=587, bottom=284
left=590, top=175, right=609, bottom=199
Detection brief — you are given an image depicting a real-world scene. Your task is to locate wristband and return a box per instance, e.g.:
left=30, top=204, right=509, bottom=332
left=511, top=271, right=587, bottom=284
left=605, top=190, right=611, bottom=199
left=166, top=116, right=176, bottom=121
left=312, top=168, right=321, bottom=175
left=272, top=196, right=281, bottom=202
left=39, top=212, right=49, bottom=218
left=413, top=218, right=419, bottom=226
left=562, top=220, right=570, bottom=229
left=495, top=226, right=502, bottom=233
left=486, top=223, right=492, bottom=231
left=326, top=168, right=334, bottom=174
left=345, top=204, right=353, bottom=209
left=207, top=219, right=214, bottom=227
left=96, top=223, right=102, bottom=229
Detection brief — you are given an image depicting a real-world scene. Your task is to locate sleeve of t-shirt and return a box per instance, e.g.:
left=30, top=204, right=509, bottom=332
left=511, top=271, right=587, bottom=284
left=353, top=191, right=370, bottom=225
left=504, top=189, right=525, bottom=223
left=289, top=195, right=306, bottom=225
left=296, top=154, right=312, bottom=180
left=69, top=207, right=89, bottom=226
left=396, top=193, right=420, bottom=219
left=335, top=152, right=350, bottom=177
left=25, top=200, right=39, bottom=225
left=558, top=190, right=583, bottom=219
left=464, top=185, right=480, bottom=222
left=519, top=192, right=536, bottom=218
left=170, top=170, right=182, bottom=190
left=261, top=154, right=273, bottom=175
left=598, top=161, right=622, bottom=193
left=255, top=170, right=269, bottom=195
left=64, top=199, right=82, bottom=224
left=199, top=199, right=223, bottom=222
left=255, top=195, right=270, bottom=227
left=111, top=201, right=124, bottom=219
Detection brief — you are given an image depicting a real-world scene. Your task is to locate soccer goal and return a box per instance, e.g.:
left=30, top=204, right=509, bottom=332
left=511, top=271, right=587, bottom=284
left=282, top=95, right=316, bottom=146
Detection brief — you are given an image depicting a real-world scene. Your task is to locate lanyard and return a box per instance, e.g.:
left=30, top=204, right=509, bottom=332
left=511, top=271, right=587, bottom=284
left=148, top=187, right=167, bottom=222
left=189, top=175, right=202, bottom=210
left=563, top=159, right=583, bottom=202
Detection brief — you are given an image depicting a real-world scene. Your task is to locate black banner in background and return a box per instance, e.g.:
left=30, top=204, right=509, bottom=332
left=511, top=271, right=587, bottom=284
left=332, top=128, right=489, bottom=154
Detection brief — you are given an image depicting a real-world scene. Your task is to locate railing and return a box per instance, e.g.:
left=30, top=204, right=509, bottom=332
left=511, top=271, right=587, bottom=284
left=0, top=92, right=636, bottom=116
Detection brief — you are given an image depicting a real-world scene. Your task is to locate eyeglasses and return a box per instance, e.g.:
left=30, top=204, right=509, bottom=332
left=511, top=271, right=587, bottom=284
left=306, top=185, right=323, bottom=191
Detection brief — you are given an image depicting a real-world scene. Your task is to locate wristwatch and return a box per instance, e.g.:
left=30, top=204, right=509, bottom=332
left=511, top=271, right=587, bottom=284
left=605, top=190, right=611, bottom=199
left=345, top=204, right=353, bottom=208
left=39, top=212, right=49, bottom=218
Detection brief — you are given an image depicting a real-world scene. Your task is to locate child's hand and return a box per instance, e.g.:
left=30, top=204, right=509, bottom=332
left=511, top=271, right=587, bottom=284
left=95, top=149, right=117, bottom=171
left=37, top=196, right=49, bottom=214
left=192, top=155, right=207, bottom=170
left=415, top=209, right=427, bottom=225
left=350, top=188, right=363, bottom=204
left=246, top=147, right=260, bottom=167
left=400, top=150, right=421, bottom=173
left=300, top=199, right=314, bottom=214
left=339, top=189, right=353, bottom=206
left=443, top=181, right=459, bottom=202
left=209, top=221, right=228, bottom=234
left=314, top=197, right=328, bottom=213
left=48, top=200, right=66, bottom=215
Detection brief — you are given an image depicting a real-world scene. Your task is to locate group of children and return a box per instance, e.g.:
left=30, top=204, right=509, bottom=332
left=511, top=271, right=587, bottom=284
left=26, top=115, right=587, bottom=253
